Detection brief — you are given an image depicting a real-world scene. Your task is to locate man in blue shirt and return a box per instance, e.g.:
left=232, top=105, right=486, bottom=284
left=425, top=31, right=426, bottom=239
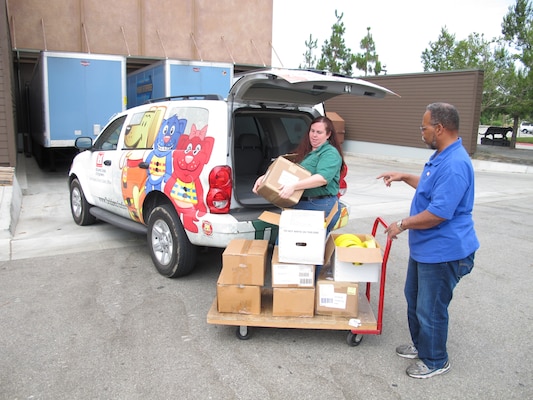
left=377, top=103, right=479, bottom=379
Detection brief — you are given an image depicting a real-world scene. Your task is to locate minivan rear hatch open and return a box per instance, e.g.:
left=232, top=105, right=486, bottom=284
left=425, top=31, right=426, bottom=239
left=229, top=69, right=397, bottom=213
left=230, top=68, right=397, bottom=107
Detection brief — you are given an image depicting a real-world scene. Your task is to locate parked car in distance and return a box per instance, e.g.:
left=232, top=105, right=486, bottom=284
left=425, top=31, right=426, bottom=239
left=520, top=121, right=533, bottom=134
left=68, top=68, right=395, bottom=278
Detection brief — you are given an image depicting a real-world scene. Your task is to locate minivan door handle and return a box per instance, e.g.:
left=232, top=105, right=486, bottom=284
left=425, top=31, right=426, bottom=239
left=104, top=160, right=112, bottom=166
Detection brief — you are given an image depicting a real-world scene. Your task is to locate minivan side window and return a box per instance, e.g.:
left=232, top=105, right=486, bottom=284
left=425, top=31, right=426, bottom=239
left=93, top=116, right=126, bottom=151
left=281, top=116, right=309, bottom=146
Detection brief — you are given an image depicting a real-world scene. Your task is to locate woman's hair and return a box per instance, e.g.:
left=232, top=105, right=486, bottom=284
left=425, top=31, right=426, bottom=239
left=293, top=116, right=345, bottom=171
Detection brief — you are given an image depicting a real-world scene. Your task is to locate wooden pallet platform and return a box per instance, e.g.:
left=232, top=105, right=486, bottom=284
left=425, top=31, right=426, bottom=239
left=207, top=288, right=377, bottom=331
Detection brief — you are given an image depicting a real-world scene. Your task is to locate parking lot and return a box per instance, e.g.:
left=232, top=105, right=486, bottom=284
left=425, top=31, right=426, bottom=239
left=1, top=152, right=532, bottom=399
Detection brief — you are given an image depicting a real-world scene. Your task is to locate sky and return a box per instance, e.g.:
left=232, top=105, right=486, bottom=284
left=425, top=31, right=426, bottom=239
left=271, top=0, right=517, bottom=75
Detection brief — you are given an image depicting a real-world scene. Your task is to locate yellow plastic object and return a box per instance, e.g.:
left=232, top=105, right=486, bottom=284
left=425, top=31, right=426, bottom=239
left=334, top=234, right=367, bottom=265
left=363, top=239, right=376, bottom=248
left=334, top=234, right=363, bottom=248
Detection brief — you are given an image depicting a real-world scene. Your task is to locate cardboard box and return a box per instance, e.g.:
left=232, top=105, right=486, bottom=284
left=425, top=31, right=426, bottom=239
left=278, top=209, right=327, bottom=265
left=271, top=246, right=315, bottom=287
left=257, top=155, right=311, bottom=208
left=216, top=284, right=261, bottom=314
left=327, top=233, right=383, bottom=283
left=272, top=287, right=315, bottom=317
left=218, top=239, right=269, bottom=286
left=326, top=111, right=345, bottom=143
left=315, top=276, right=358, bottom=317
left=259, top=203, right=338, bottom=265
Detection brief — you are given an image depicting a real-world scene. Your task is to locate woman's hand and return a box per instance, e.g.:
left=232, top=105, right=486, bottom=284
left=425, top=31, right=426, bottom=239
left=278, top=184, right=296, bottom=199
left=252, top=175, right=265, bottom=194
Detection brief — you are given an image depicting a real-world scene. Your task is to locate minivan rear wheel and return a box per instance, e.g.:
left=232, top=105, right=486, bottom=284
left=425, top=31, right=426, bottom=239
left=147, top=204, right=197, bottom=278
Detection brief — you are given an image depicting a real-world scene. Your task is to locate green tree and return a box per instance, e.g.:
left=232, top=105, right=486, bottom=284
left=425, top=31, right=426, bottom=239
left=300, top=34, right=318, bottom=69
left=354, top=27, right=382, bottom=76
left=421, top=27, right=458, bottom=71
left=316, top=10, right=356, bottom=75
left=500, top=0, right=533, bottom=148
left=421, top=27, right=495, bottom=72
left=421, top=1, right=533, bottom=150
left=421, top=26, right=514, bottom=138
left=482, top=45, right=516, bottom=121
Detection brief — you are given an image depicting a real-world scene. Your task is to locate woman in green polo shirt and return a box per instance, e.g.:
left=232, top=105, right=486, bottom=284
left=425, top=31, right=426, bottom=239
left=253, top=115, right=344, bottom=233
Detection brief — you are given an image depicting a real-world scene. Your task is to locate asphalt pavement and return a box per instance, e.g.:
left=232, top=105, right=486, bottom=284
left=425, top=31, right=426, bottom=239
left=0, top=146, right=532, bottom=399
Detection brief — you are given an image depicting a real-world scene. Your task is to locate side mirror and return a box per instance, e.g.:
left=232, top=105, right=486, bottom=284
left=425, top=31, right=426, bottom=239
left=75, top=137, right=93, bottom=150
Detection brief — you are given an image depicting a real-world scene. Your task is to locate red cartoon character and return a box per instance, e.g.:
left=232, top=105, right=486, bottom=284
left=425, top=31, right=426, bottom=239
left=165, top=124, right=214, bottom=233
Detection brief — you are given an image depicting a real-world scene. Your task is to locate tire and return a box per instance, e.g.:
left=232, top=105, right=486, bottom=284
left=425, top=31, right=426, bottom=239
left=236, top=326, right=251, bottom=340
left=346, top=332, right=363, bottom=347
left=146, top=204, right=197, bottom=278
left=70, top=178, right=97, bottom=226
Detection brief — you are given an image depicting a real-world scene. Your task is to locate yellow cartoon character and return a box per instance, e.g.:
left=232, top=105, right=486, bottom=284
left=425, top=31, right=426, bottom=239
left=123, top=106, right=166, bottom=149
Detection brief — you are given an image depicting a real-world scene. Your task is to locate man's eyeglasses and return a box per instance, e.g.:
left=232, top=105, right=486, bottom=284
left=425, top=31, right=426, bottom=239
left=419, top=123, right=439, bottom=132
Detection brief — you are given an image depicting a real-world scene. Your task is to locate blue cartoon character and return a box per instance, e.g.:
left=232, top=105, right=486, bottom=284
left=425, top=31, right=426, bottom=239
left=143, top=115, right=187, bottom=193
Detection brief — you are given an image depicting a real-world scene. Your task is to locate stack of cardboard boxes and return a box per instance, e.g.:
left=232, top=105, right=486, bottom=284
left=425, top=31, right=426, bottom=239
left=216, top=239, right=269, bottom=315
left=271, top=246, right=316, bottom=317
left=215, top=155, right=383, bottom=320
left=315, top=233, right=383, bottom=318
left=215, top=212, right=383, bottom=319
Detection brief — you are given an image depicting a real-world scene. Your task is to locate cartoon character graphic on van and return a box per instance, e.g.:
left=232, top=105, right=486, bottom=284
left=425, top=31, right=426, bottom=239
left=165, top=124, right=214, bottom=233
left=120, top=150, right=148, bottom=222
left=124, top=106, right=166, bottom=149
left=143, top=114, right=187, bottom=193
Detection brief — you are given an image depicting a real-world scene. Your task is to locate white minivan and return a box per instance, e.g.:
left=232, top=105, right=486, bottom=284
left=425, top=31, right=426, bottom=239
left=69, top=68, right=394, bottom=277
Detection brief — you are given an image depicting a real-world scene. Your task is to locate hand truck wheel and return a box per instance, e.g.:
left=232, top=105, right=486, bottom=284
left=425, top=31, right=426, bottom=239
left=235, top=326, right=251, bottom=340
left=346, top=332, right=363, bottom=346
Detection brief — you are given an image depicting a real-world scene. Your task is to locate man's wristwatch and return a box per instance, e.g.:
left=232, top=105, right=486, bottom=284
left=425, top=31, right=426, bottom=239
left=397, top=219, right=405, bottom=232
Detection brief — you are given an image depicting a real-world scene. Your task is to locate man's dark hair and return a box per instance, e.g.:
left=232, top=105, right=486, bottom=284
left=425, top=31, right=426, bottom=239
left=427, top=103, right=460, bottom=131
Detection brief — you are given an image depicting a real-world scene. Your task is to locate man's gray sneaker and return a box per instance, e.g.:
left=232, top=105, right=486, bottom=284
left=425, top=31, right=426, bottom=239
left=406, top=360, right=451, bottom=379
left=396, top=344, right=418, bottom=359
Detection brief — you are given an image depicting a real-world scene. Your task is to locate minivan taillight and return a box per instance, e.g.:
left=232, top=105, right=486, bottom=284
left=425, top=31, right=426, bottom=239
left=206, top=166, right=232, bottom=213
left=338, top=164, right=348, bottom=198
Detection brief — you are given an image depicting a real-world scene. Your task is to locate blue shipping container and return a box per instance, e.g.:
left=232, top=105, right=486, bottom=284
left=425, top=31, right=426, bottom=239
left=30, top=51, right=126, bottom=148
left=127, top=60, right=233, bottom=108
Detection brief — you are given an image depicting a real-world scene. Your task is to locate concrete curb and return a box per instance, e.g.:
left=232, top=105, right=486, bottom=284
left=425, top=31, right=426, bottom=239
left=0, top=175, right=22, bottom=239
left=347, top=151, right=533, bottom=174
left=472, top=159, right=533, bottom=174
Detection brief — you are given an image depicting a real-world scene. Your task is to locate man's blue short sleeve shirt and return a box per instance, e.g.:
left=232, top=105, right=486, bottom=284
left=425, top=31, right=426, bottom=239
left=409, top=138, right=480, bottom=263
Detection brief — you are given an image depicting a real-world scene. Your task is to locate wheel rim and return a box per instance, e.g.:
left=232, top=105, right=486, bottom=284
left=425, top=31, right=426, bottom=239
left=151, top=219, right=174, bottom=266
left=71, top=187, right=82, bottom=218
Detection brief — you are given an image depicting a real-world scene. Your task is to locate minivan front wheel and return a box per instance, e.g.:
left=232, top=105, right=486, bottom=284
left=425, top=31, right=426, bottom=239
left=147, top=204, right=197, bottom=278
left=70, top=178, right=97, bottom=226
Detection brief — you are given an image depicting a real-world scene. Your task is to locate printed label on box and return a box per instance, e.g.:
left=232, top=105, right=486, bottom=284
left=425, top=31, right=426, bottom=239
left=318, top=283, right=347, bottom=309
left=274, top=266, right=314, bottom=286
left=278, top=170, right=301, bottom=186
left=298, top=271, right=313, bottom=287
